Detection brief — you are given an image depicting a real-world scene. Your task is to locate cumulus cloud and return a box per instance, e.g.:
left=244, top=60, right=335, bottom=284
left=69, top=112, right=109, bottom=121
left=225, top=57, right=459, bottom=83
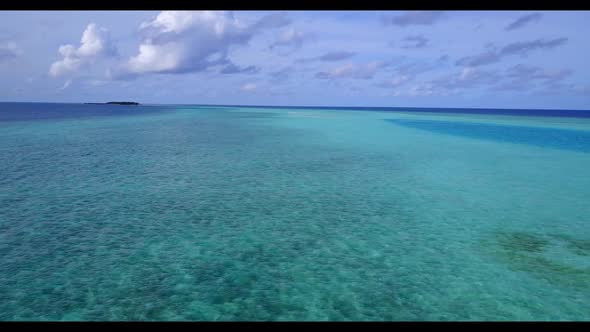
left=121, top=11, right=249, bottom=75
left=505, top=13, right=542, bottom=31
left=113, top=11, right=288, bottom=79
left=401, top=35, right=428, bottom=49
left=315, top=61, right=387, bottom=80
left=0, top=41, right=20, bottom=62
left=49, top=23, right=115, bottom=77
left=456, top=37, right=568, bottom=67
left=382, top=11, right=445, bottom=27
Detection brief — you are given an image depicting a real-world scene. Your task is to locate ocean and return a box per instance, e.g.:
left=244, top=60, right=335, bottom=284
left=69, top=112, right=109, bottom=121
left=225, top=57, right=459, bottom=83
left=0, top=102, right=589, bottom=320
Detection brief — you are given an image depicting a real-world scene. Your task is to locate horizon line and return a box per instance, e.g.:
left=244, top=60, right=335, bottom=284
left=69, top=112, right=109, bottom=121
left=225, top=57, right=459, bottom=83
left=1, top=100, right=590, bottom=112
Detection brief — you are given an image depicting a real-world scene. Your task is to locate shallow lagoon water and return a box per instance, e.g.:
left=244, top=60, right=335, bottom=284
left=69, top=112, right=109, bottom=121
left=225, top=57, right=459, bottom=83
left=0, top=103, right=589, bottom=320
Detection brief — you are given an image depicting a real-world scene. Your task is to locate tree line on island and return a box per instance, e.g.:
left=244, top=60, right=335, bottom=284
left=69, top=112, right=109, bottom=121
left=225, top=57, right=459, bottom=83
left=85, top=102, right=140, bottom=105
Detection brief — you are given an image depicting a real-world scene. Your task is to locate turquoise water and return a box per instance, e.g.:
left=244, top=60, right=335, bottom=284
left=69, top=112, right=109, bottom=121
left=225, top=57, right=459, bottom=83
left=1, top=104, right=589, bottom=321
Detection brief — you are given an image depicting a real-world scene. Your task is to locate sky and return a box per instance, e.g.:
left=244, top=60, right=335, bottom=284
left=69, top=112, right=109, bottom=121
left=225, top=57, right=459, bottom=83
left=1, top=10, right=589, bottom=110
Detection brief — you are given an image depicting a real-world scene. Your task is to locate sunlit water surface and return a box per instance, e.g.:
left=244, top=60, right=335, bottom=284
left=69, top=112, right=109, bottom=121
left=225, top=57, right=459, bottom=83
left=1, top=103, right=589, bottom=321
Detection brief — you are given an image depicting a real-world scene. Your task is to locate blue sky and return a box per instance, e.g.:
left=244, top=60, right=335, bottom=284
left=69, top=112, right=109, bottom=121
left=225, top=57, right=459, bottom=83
left=1, top=10, right=589, bottom=109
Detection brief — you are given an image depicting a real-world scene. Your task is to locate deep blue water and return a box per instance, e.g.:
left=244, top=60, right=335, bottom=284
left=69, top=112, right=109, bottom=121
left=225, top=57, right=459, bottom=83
left=191, top=104, right=590, bottom=119
left=0, top=102, right=167, bottom=122
left=2, top=103, right=590, bottom=122
left=385, top=119, right=590, bottom=153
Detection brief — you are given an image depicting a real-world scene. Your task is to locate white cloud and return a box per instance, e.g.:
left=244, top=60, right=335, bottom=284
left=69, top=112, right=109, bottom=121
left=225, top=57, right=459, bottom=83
left=58, top=79, right=72, bottom=91
left=240, top=82, right=257, bottom=92
left=115, top=11, right=288, bottom=78
left=0, top=41, right=21, bottom=62
left=49, top=23, right=116, bottom=77
left=459, top=67, right=477, bottom=80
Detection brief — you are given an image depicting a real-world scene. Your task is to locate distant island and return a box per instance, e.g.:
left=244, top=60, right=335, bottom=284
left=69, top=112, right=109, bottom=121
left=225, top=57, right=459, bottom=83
left=85, top=102, right=140, bottom=105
